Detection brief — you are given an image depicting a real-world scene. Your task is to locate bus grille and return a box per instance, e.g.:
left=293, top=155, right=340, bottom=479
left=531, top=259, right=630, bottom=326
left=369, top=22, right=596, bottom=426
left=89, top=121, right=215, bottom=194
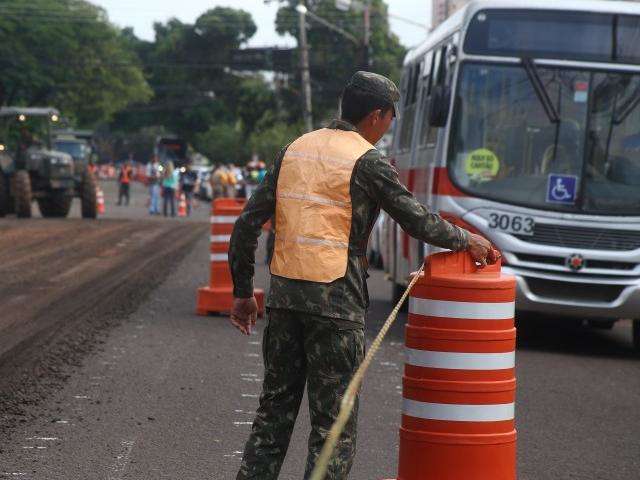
left=515, top=253, right=637, bottom=271
left=514, top=224, right=640, bottom=251
left=526, top=278, right=625, bottom=303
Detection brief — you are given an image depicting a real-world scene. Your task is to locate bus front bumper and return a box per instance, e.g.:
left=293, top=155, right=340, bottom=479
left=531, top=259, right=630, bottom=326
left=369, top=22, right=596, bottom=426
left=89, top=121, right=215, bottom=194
left=503, top=266, right=640, bottom=320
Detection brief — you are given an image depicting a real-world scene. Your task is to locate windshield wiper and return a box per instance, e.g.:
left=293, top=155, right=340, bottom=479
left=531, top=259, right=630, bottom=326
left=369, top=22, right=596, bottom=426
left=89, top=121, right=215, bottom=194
left=613, top=84, right=640, bottom=124
left=521, top=57, right=560, bottom=123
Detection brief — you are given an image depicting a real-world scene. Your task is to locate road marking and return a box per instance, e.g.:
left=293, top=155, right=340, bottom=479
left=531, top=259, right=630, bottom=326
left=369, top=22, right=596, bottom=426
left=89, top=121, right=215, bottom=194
left=26, top=437, right=58, bottom=441
left=54, top=420, right=69, bottom=424
left=107, top=439, right=135, bottom=480
left=240, top=373, right=258, bottom=377
left=241, top=394, right=259, bottom=398
left=244, top=353, right=260, bottom=358
left=241, top=378, right=262, bottom=382
left=379, top=361, right=398, bottom=367
left=73, top=395, right=90, bottom=399
left=1, top=473, right=27, bottom=477
left=248, top=341, right=260, bottom=345
left=233, top=421, right=253, bottom=426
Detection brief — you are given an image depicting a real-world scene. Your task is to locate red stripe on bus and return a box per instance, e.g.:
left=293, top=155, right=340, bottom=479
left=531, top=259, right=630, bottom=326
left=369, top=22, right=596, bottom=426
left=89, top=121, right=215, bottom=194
left=432, top=167, right=467, bottom=197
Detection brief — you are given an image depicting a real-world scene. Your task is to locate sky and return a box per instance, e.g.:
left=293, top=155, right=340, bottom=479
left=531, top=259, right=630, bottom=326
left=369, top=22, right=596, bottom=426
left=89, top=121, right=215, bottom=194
left=94, top=0, right=431, bottom=49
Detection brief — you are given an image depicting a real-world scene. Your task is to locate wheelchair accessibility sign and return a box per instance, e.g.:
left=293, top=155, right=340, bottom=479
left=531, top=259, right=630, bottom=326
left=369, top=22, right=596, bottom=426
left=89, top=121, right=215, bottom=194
left=547, top=174, right=578, bottom=204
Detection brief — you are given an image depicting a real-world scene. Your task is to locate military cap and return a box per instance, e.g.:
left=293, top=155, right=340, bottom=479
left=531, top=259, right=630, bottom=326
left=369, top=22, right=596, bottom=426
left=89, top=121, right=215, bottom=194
left=346, top=71, right=402, bottom=119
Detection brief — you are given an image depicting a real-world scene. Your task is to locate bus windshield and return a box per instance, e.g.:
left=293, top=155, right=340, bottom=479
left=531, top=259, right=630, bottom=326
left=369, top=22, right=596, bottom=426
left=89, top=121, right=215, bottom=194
left=449, top=62, right=640, bottom=215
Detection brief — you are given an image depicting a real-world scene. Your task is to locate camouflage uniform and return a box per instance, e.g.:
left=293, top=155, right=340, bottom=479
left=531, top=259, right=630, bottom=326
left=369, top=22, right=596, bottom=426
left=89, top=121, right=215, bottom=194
left=229, top=72, right=469, bottom=479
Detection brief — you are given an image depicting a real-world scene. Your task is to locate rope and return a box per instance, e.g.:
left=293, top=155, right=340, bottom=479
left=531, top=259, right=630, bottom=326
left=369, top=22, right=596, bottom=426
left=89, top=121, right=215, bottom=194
left=309, top=263, right=426, bottom=480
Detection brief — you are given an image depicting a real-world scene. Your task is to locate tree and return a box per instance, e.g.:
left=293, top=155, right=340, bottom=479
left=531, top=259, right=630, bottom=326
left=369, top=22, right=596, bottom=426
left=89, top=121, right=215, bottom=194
left=275, top=0, right=406, bottom=123
left=193, top=122, right=248, bottom=166
left=120, top=7, right=258, bottom=142
left=250, top=122, right=304, bottom=164
left=0, top=0, right=152, bottom=125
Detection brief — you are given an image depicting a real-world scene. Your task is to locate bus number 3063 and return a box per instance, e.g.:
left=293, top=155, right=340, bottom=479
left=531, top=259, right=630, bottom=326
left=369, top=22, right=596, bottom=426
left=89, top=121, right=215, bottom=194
left=488, top=213, right=535, bottom=236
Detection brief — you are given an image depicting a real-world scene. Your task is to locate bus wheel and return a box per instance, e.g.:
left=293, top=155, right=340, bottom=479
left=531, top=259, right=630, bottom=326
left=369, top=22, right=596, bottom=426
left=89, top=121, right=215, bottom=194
left=633, top=319, right=640, bottom=352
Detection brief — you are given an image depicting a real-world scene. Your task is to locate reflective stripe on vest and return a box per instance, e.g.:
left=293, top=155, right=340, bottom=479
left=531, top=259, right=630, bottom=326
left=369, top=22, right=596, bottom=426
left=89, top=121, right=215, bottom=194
left=270, top=128, right=374, bottom=283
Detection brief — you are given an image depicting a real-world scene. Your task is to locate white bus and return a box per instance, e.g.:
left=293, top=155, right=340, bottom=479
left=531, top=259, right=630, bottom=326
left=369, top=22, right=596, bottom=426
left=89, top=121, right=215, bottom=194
left=386, top=0, right=640, bottom=349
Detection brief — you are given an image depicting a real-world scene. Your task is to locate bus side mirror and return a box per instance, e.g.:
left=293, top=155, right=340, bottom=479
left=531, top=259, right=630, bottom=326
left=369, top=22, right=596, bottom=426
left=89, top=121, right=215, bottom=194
left=428, top=84, right=451, bottom=128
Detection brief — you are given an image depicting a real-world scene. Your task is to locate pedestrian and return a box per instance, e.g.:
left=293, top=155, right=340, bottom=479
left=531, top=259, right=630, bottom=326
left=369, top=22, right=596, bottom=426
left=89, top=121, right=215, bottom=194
left=228, top=71, right=499, bottom=480
left=209, top=164, right=225, bottom=200
left=161, top=161, right=178, bottom=217
left=117, top=155, right=133, bottom=206
left=179, top=161, right=198, bottom=216
left=146, top=155, right=161, bottom=215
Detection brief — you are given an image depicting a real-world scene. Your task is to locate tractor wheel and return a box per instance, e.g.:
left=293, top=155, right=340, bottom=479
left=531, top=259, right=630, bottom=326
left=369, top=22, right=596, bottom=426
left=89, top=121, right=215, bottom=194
left=0, top=174, right=8, bottom=217
left=38, top=192, right=72, bottom=218
left=633, top=319, right=640, bottom=353
left=13, top=170, right=32, bottom=218
left=80, top=170, right=97, bottom=219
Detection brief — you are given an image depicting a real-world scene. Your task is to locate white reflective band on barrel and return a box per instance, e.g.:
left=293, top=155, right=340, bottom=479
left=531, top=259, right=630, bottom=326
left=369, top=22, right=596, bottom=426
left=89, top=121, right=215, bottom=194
left=403, top=398, right=515, bottom=422
left=210, top=215, right=239, bottom=224
left=211, top=234, right=231, bottom=243
left=210, top=253, right=229, bottom=262
left=406, top=348, right=515, bottom=370
left=409, top=298, right=515, bottom=320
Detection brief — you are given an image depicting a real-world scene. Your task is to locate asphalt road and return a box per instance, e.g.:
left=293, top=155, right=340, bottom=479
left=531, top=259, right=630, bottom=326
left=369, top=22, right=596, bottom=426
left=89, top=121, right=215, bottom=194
left=1, top=181, right=639, bottom=479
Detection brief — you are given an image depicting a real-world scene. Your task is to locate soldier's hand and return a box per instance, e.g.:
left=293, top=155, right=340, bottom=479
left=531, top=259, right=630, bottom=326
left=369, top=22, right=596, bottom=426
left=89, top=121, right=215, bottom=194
left=467, top=233, right=500, bottom=268
left=230, top=296, right=258, bottom=335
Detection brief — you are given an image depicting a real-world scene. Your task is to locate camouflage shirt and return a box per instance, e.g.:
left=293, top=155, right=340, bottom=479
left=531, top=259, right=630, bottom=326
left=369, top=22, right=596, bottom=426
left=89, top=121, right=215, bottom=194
left=229, top=120, right=469, bottom=327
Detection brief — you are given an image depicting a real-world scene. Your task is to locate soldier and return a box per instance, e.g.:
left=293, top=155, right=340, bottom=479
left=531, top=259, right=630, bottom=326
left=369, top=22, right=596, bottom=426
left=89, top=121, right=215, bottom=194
left=228, top=71, right=499, bottom=480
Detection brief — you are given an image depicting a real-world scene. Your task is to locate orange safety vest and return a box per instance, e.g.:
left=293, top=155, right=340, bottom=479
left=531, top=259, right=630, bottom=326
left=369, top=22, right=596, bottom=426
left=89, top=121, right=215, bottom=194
left=270, top=128, right=374, bottom=283
left=120, top=166, right=131, bottom=184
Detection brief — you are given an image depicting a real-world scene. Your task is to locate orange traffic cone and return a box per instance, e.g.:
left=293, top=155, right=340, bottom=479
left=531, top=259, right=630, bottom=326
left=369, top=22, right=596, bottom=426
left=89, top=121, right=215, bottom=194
left=97, top=188, right=105, bottom=215
left=387, top=252, right=517, bottom=480
left=178, top=193, right=187, bottom=217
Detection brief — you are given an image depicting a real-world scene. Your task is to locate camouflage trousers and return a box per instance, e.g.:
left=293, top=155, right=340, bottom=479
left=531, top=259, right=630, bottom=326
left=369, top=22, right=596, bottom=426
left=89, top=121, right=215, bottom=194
left=236, top=308, right=365, bottom=480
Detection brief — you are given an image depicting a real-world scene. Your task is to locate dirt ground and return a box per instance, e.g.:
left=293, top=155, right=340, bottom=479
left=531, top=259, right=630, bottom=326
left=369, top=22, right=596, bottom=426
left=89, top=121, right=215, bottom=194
left=0, top=216, right=207, bottom=434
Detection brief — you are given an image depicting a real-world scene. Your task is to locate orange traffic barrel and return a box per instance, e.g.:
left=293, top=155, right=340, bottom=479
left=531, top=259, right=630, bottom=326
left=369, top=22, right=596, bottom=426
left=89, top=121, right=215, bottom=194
left=196, top=198, right=265, bottom=317
left=397, top=251, right=516, bottom=480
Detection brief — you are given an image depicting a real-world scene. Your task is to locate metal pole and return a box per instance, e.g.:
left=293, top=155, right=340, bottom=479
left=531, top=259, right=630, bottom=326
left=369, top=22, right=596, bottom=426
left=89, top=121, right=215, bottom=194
left=363, top=1, right=372, bottom=69
left=298, top=3, right=313, bottom=132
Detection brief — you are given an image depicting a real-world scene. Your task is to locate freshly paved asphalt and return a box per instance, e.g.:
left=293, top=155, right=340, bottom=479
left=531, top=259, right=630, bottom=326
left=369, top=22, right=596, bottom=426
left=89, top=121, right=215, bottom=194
left=1, top=182, right=638, bottom=479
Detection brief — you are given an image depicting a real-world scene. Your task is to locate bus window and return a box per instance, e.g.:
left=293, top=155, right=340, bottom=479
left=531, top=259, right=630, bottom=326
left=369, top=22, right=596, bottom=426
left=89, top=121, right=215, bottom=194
left=418, top=52, right=434, bottom=147
left=617, top=16, right=640, bottom=64
left=399, top=64, right=420, bottom=151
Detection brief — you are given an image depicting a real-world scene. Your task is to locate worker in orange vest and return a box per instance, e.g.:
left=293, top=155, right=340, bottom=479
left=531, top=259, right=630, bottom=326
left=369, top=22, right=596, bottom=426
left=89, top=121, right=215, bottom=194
left=228, top=72, right=499, bottom=479
left=117, top=155, right=133, bottom=206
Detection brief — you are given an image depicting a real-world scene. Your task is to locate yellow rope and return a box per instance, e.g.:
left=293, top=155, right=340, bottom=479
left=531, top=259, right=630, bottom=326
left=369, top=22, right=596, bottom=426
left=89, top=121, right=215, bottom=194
left=309, top=263, right=426, bottom=480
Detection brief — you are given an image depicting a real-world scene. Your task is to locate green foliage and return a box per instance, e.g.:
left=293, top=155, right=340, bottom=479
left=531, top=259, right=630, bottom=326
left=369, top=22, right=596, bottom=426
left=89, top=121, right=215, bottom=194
left=194, top=122, right=248, bottom=166
left=249, top=122, right=304, bottom=164
left=276, top=0, right=406, bottom=123
left=120, top=7, right=258, bottom=140
left=0, top=0, right=152, bottom=125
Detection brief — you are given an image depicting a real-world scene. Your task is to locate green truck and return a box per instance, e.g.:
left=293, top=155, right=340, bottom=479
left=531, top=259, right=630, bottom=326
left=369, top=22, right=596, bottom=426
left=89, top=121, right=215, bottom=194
left=0, top=107, right=97, bottom=218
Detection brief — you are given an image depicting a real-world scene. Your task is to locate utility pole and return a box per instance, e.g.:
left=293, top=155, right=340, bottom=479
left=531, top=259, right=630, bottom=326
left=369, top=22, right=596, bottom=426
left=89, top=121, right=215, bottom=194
left=363, top=1, right=372, bottom=69
left=297, top=3, right=313, bottom=132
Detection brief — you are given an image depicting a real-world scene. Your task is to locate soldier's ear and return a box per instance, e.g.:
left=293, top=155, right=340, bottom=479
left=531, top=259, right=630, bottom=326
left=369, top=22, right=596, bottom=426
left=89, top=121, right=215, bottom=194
left=370, top=109, right=382, bottom=125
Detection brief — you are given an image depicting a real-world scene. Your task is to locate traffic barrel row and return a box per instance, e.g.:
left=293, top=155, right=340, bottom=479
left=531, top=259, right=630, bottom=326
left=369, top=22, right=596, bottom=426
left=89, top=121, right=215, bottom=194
left=196, top=198, right=265, bottom=316
left=392, top=251, right=517, bottom=480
